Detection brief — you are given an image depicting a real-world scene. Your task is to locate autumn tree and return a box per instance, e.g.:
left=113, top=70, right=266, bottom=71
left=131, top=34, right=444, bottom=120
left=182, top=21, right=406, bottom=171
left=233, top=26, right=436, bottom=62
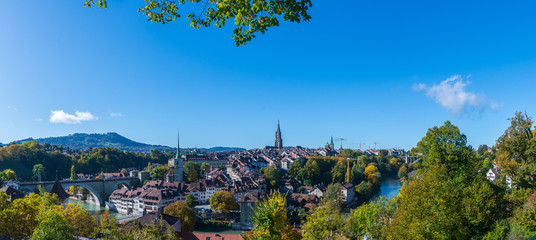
left=164, top=201, right=196, bottom=232
left=97, top=210, right=119, bottom=239
left=83, top=0, right=313, bottom=46
left=0, top=169, right=17, bottom=181
left=61, top=203, right=97, bottom=238
left=243, top=192, right=300, bottom=240
left=364, top=165, right=379, bottom=185
left=210, top=191, right=238, bottom=213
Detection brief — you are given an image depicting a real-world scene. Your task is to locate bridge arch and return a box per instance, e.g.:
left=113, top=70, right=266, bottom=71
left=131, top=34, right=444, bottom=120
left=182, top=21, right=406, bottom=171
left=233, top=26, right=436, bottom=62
left=61, top=182, right=104, bottom=205
left=111, top=180, right=132, bottom=192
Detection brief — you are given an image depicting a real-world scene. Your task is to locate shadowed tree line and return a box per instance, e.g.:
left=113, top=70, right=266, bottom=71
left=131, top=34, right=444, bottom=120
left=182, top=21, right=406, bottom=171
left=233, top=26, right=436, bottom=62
left=0, top=142, right=173, bottom=181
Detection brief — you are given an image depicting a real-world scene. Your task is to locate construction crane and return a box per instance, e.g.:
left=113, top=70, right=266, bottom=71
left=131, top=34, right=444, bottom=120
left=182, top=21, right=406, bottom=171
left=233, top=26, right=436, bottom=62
left=346, top=142, right=366, bottom=150
left=335, top=137, right=346, bottom=150
left=373, top=142, right=381, bottom=150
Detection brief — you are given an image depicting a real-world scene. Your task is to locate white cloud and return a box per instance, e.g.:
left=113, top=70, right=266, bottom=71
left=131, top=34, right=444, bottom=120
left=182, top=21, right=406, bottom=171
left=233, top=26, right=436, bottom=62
left=7, top=105, right=17, bottom=111
left=35, top=118, right=43, bottom=122
left=49, top=110, right=98, bottom=124
left=110, top=112, right=123, bottom=117
left=414, top=75, right=501, bottom=116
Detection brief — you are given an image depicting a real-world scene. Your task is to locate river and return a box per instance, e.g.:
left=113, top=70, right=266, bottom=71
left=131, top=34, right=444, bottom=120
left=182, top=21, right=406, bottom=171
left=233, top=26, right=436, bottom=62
left=371, top=175, right=402, bottom=201
left=63, top=198, right=130, bottom=221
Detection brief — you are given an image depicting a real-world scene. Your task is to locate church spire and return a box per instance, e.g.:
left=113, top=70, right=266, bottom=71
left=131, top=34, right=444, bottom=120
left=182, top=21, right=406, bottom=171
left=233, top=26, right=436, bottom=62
left=176, top=130, right=180, bottom=158
left=275, top=120, right=283, bottom=149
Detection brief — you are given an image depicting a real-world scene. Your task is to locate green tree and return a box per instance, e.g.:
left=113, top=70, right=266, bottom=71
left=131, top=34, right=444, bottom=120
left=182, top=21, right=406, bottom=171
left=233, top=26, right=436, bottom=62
left=398, top=165, right=408, bottom=179
left=84, top=0, right=313, bottom=46
left=210, top=191, right=238, bottom=213
left=30, top=208, right=74, bottom=240
left=496, top=112, right=536, bottom=189
left=304, top=159, right=321, bottom=185
left=33, top=164, right=46, bottom=181
left=185, top=194, right=196, bottom=208
left=200, top=162, right=210, bottom=174
left=412, top=120, right=476, bottom=178
left=150, top=165, right=168, bottom=180
left=187, top=166, right=199, bottom=182
left=70, top=165, right=77, bottom=180
left=301, top=202, right=345, bottom=240
left=243, top=192, right=300, bottom=240
left=324, top=183, right=342, bottom=208
left=164, top=201, right=196, bottom=232
left=289, top=159, right=303, bottom=179
left=263, top=166, right=281, bottom=189
left=348, top=197, right=395, bottom=240
left=331, top=160, right=346, bottom=183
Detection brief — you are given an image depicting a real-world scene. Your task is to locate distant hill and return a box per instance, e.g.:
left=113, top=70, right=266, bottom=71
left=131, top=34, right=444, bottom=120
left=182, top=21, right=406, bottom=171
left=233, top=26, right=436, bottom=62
left=9, top=133, right=245, bottom=153
left=201, top=146, right=246, bottom=152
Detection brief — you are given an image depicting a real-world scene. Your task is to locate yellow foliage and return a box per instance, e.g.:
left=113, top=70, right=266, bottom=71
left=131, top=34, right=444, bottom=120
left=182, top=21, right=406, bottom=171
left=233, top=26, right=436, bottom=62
left=364, top=165, right=378, bottom=177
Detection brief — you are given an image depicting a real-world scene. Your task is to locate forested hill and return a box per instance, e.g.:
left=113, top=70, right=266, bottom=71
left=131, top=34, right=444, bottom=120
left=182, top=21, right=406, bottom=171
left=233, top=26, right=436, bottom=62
left=9, top=133, right=246, bottom=153
left=11, top=133, right=174, bottom=153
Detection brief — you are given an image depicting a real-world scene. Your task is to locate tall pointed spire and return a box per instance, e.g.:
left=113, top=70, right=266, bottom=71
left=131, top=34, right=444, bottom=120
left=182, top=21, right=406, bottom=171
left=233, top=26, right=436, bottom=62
left=275, top=120, right=283, bottom=149
left=176, top=129, right=180, bottom=158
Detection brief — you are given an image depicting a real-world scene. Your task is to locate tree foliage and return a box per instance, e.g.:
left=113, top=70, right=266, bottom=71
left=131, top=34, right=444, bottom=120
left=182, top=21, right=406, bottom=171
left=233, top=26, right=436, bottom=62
left=0, top=169, right=17, bottom=181
left=210, top=191, right=238, bottom=213
left=243, top=192, right=300, bottom=240
left=30, top=208, right=74, bottom=240
left=301, top=202, right=345, bottom=240
left=348, top=197, right=396, bottom=240
left=496, top=111, right=536, bottom=189
left=61, top=203, right=96, bottom=238
left=186, top=194, right=196, bottom=208
left=263, top=166, right=281, bottom=189
left=164, top=201, right=196, bottom=232
left=412, top=120, right=476, bottom=177
left=84, top=0, right=313, bottom=46
left=150, top=165, right=169, bottom=180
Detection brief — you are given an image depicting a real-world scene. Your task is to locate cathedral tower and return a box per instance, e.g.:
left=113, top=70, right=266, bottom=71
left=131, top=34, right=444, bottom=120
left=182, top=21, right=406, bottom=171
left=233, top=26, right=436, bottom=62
left=275, top=121, right=283, bottom=149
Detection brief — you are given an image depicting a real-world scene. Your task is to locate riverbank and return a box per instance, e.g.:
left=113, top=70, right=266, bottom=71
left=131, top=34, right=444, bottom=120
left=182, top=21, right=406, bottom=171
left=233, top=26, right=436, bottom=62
left=63, top=198, right=130, bottom=221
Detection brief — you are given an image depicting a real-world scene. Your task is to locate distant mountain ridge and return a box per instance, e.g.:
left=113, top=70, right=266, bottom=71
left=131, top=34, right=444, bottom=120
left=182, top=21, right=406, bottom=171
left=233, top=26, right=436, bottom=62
left=9, top=133, right=245, bottom=153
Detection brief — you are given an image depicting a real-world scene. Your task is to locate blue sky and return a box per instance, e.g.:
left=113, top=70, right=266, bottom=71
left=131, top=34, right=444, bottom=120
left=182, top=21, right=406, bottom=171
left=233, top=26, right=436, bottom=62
left=1, top=0, right=535, bottom=150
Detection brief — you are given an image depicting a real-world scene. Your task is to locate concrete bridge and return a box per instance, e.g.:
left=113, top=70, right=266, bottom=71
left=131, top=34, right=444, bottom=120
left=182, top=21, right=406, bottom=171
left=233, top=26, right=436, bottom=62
left=19, top=177, right=140, bottom=206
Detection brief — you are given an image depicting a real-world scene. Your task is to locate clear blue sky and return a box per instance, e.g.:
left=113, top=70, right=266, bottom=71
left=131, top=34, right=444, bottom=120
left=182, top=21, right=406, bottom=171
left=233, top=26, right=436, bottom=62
left=1, top=0, right=535, bottom=150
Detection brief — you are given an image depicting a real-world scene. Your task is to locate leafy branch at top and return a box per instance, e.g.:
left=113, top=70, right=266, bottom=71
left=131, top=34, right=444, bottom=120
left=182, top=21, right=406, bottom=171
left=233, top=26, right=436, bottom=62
left=84, top=0, right=313, bottom=46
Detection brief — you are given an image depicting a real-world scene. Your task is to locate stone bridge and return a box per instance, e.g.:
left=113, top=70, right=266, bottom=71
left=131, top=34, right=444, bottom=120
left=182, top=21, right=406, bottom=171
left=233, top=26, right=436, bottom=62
left=19, top=177, right=140, bottom=206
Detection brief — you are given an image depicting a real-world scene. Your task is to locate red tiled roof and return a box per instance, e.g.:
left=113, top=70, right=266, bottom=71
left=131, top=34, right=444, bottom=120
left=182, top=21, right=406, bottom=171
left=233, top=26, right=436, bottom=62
left=179, top=232, right=243, bottom=240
